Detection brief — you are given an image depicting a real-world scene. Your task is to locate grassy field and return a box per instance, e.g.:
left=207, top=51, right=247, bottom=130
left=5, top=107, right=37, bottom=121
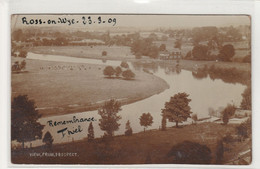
left=11, top=57, right=169, bottom=117
left=11, top=122, right=251, bottom=164
left=29, top=45, right=135, bottom=60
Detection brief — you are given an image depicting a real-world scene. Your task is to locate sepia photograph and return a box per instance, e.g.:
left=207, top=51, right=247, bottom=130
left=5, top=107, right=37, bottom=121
left=11, top=14, right=251, bottom=165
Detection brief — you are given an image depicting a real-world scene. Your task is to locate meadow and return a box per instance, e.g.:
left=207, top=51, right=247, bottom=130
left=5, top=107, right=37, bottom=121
left=11, top=57, right=169, bottom=117
left=29, top=45, right=135, bottom=60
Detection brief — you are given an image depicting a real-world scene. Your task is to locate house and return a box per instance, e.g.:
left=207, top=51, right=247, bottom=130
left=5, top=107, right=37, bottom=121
left=159, top=51, right=171, bottom=60
left=159, top=48, right=182, bottom=60
left=170, top=48, right=182, bottom=59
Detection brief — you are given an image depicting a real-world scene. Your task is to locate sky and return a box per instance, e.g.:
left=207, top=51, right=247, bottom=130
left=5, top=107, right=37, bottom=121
left=12, top=14, right=250, bottom=30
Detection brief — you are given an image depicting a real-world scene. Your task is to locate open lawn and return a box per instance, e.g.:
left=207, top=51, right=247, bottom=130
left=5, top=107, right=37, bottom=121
left=11, top=57, right=169, bottom=117
left=11, top=122, right=250, bottom=164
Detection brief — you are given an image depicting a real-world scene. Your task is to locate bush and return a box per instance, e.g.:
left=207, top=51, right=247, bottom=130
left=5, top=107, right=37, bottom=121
left=167, top=141, right=212, bottom=164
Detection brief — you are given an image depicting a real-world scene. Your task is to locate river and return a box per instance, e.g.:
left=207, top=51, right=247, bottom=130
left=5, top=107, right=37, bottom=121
left=23, top=52, right=246, bottom=147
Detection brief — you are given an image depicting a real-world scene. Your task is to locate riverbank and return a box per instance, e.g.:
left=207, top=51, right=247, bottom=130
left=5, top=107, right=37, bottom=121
left=29, top=46, right=251, bottom=72
left=11, top=122, right=251, bottom=164
left=11, top=57, right=169, bottom=117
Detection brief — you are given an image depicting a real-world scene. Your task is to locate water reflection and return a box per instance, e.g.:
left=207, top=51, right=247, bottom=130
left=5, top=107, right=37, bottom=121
left=191, top=65, right=250, bottom=85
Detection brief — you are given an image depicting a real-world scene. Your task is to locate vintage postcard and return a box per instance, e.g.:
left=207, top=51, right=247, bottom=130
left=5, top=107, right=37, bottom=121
left=11, top=14, right=251, bottom=165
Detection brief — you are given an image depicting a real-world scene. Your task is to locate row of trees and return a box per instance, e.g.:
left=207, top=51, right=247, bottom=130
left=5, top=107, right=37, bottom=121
left=11, top=92, right=194, bottom=148
left=186, top=44, right=235, bottom=61
left=12, top=86, right=251, bottom=148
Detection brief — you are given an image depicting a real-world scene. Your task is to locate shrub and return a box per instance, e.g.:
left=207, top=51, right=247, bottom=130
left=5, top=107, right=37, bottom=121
left=167, top=141, right=212, bottom=164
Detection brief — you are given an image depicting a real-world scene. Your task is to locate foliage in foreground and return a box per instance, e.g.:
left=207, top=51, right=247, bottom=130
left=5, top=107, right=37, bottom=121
left=11, top=95, right=44, bottom=149
left=167, top=141, right=212, bottom=164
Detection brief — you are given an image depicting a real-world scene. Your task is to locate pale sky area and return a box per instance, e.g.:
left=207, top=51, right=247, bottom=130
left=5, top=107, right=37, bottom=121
left=12, top=15, right=250, bottom=30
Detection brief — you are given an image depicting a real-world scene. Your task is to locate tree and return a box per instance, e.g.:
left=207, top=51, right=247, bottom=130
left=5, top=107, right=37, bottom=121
left=20, top=60, right=26, bottom=70
left=42, top=131, right=54, bottom=148
left=159, top=44, right=166, bottom=51
left=88, top=122, right=95, bottom=141
left=115, top=66, right=122, bottom=77
left=103, top=66, right=115, bottom=77
left=98, top=99, right=122, bottom=137
left=148, top=46, right=159, bottom=59
left=218, top=44, right=235, bottom=62
left=167, top=141, right=212, bottom=164
left=120, top=61, right=129, bottom=68
left=19, top=50, right=27, bottom=58
left=174, top=39, right=182, bottom=49
left=139, top=113, right=153, bottom=132
left=162, top=92, right=192, bottom=127
left=122, top=70, right=135, bottom=80
left=221, top=104, right=236, bottom=125
left=191, top=114, right=198, bottom=124
left=102, top=51, right=107, bottom=56
left=125, top=120, right=133, bottom=136
left=240, top=86, right=251, bottom=110
left=192, top=45, right=209, bottom=60
left=11, top=95, right=44, bottom=149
